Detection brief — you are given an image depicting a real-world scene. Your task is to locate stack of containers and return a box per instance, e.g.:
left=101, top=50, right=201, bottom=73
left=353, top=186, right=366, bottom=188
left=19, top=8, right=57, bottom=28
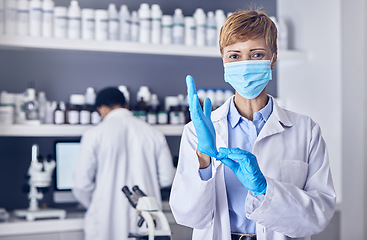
left=2, top=1, right=282, bottom=49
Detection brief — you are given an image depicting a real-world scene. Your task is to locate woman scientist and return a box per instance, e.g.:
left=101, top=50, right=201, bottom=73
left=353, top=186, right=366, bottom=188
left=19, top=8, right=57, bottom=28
left=169, top=10, right=336, bottom=240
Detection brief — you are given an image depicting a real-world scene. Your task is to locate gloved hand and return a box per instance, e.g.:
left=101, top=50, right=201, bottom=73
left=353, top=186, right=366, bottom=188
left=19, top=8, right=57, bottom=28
left=217, top=147, right=267, bottom=196
left=186, top=75, right=218, bottom=157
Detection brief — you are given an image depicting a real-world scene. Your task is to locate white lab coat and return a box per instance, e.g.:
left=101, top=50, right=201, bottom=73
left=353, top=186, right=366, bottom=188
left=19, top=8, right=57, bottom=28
left=73, top=108, right=175, bottom=240
left=169, top=96, right=336, bottom=240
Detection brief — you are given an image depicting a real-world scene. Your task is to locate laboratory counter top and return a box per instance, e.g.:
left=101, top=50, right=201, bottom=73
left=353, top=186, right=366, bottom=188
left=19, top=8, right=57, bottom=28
left=0, top=201, right=176, bottom=237
left=0, top=211, right=85, bottom=236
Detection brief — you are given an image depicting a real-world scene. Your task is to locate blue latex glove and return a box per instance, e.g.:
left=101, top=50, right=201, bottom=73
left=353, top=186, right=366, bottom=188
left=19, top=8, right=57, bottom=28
left=186, top=75, right=218, bottom=157
left=217, top=147, right=267, bottom=196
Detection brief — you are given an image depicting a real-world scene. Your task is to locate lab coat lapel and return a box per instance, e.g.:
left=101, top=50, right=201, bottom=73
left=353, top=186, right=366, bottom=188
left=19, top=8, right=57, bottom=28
left=212, top=97, right=231, bottom=169
left=256, top=96, right=293, bottom=144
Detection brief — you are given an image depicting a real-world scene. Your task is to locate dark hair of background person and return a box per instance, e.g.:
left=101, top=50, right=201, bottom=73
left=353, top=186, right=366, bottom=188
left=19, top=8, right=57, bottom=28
left=95, top=87, right=126, bottom=108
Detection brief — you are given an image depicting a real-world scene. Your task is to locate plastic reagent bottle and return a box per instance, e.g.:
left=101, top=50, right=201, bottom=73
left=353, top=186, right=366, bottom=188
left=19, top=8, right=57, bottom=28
left=206, top=11, right=217, bottom=46
left=67, top=0, right=81, bottom=39
left=194, top=8, right=206, bottom=46
left=81, top=8, right=94, bottom=40
left=95, top=9, right=108, bottom=41
left=215, top=9, right=226, bottom=44
left=108, top=3, right=119, bottom=41
left=37, top=91, right=47, bottom=123
left=53, top=7, right=67, bottom=38
left=150, top=4, right=162, bottom=44
left=173, top=8, right=184, bottom=45
left=5, top=0, right=17, bottom=35
left=29, top=0, right=42, bottom=37
left=16, top=0, right=29, bottom=36
left=184, top=16, right=195, bottom=46
left=138, top=3, right=150, bottom=44
left=118, top=85, right=130, bottom=106
left=130, top=10, right=139, bottom=42
left=41, top=0, right=54, bottom=37
left=119, top=5, right=130, bottom=41
left=161, top=15, right=172, bottom=45
left=277, top=18, right=288, bottom=50
left=214, top=88, right=225, bottom=108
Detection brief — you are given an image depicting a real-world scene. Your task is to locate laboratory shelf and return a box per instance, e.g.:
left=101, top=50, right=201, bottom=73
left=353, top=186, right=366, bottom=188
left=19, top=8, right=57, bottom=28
left=0, top=35, right=308, bottom=60
left=0, top=124, right=184, bottom=137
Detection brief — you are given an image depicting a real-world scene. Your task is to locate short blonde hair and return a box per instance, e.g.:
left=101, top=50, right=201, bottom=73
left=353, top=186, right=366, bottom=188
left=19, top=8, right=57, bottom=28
left=219, top=10, right=277, bottom=55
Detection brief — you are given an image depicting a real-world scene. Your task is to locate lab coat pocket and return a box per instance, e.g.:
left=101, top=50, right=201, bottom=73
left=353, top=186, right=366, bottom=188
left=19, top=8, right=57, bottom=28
left=280, top=160, right=309, bottom=189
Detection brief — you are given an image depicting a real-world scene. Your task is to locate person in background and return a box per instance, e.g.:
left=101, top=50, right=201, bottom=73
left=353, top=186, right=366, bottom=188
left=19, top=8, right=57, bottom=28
left=73, top=87, right=175, bottom=240
left=169, top=10, right=336, bottom=240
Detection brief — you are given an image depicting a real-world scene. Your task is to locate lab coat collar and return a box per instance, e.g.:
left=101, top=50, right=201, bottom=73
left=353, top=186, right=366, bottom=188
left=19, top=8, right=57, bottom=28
left=103, top=108, right=132, bottom=122
left=211, top=95, right=293, bottom=148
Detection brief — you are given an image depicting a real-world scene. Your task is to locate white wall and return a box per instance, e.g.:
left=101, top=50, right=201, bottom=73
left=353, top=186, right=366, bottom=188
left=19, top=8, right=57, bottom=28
left=276, top=0, right=342, bottom=203
left=340, top=0, right=367, bottom=239
left=278, top=1, right=367, bottom=239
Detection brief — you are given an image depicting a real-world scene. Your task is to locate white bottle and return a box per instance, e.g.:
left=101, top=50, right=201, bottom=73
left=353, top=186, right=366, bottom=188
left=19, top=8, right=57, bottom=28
left=130, top=10, right=139, bottom=42
left=161, top=15, right=172, bottom=45
left=173, top=8, right=184, bottom=45
left=215, top=9, right=226, bottom=44
left=119, top=5, right=130, bottom=41
left=184, top=16, right=195, bottom=46
left=37, top=91, right=47, bottom=123
left=206, top=11, right=216, bottom=46
left=118, top=85, right=130, bottom=105
left=277, top=18, right=288, bottom=50
left=197, top=88, right=206, bottom=103
left=138, top=3, right=150, bottom=44
left=214, top=88, right=225, bottom=107
left=67, top=0, right=81, bottom=39
left=85, top=87, right=96, bottom=105
left=0, top=0, right=4, bottom=34
left=53, top=6, right=67, bottom=38
left=29, top=0, right=42, bottom=36
left=194, top=8, right=206, bottom=46
left=41, top=0, right=54, bottom=37
left=150, top=4, right=161, bottom=44
left=81, top=8, right=94, bottom=40
left=137, top=86, right=151, bottom=104
left=108, top=3, right=119, bottom=41
left=95, top=9, right=107, bottom=41
left=5, top=0, right=17, bottom=35
left=16, top=0, right=29, bottom=36
left=45, top=100, right=56, bottom=124
left=224, top=88, right=234, bottom=101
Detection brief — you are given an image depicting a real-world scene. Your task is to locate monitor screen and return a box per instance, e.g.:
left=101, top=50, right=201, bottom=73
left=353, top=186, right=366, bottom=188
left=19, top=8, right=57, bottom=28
left=54, top=141, right=81, bottom=203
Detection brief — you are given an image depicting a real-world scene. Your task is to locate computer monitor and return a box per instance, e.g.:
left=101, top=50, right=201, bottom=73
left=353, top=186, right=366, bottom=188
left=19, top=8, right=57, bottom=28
left=53, top=141, right=81, bottom=203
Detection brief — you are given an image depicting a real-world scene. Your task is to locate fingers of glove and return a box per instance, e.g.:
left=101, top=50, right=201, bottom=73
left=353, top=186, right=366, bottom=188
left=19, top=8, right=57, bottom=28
left=218, top=147, right=231, bottom=156
left=216, top=151, right=227, bottom=160
left=227, top=153, right=249, bottom=162
left=186, top=75, right=197, bottom=107
left=220, top=158, right=239, bottom=172
left=203, top=98, right=212, bottom=118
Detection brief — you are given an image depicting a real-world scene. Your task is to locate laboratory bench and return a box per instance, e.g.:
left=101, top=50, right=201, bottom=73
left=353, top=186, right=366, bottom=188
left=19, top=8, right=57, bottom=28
left=0, top=201, right=192, bottom=240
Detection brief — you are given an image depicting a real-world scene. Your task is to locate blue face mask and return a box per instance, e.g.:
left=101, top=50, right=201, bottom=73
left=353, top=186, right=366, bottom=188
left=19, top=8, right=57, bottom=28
left=224, top=59, right=272, bottom=99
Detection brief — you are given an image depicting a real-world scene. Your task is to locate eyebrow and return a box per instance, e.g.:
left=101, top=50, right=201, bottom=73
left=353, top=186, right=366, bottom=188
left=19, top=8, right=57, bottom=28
left=250, top=48, right=266, bottom=51
left=226, top=48, right=267, bottom=53
left=226, top=50, right=241, bottom=53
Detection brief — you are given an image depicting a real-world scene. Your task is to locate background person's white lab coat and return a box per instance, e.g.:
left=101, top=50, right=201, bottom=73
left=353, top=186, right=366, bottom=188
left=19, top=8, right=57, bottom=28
left=170, top=96, right=336, bottom=240
left=73, top=108, right=175, bottom=240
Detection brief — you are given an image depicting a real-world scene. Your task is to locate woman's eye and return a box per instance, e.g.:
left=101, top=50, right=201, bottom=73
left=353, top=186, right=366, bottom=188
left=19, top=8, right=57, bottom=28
left=229, top=54, right=239, bottom=59
left=252, top=53, right=264, bottom=59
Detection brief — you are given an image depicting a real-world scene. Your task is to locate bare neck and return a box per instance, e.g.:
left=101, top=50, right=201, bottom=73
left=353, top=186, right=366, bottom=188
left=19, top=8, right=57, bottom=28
left=233, top=90, right=268, bottom=121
